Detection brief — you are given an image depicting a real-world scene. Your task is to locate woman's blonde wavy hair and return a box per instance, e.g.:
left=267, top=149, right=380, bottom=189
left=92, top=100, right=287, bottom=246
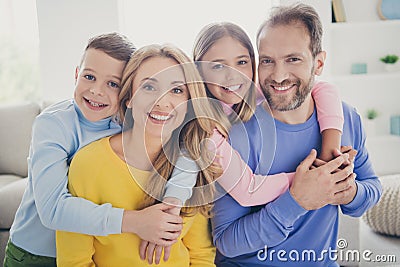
left=118, top=44, right=229, bottom=217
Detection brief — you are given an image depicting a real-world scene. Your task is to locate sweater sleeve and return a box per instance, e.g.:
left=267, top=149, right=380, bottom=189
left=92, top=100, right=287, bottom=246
left=211, top=130, right=295, bottom=206
left=340, top=111, right=382, bottom=216
left=211, top=190, right=307, bottom=257
left=182, top=214, right=216, bottom=267
left=31, top=115, right=123, bottom=236
left=312, top=81, right=344, bottom=133
left=163, top=153, right=198, bottom=204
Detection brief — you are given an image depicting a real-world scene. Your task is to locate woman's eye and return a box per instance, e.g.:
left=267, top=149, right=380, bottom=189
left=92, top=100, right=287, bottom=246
left=108, top=81, right=120, bottom=89
left=211, top=63, right=224, bottom=70
left=84, top=74, right=95, bottom=81
left=142, top=84, right=155, bottom=91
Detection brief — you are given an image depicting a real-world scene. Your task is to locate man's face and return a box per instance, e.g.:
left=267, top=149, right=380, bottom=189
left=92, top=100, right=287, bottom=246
left=257, top=23, right=324, bottom=111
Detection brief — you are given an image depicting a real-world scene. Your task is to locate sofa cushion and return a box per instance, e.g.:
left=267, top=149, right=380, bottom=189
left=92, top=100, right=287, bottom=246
left=0, top=178, right=27, bottom=228
left=0, top=102, right=40, bottom=177
left=0, top=174, right=22, bottom=189
left=362, top=174, right=400, bottom=237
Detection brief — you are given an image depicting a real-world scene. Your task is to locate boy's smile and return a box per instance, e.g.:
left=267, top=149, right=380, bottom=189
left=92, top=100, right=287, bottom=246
left=74, top=48, right=125, bottom=122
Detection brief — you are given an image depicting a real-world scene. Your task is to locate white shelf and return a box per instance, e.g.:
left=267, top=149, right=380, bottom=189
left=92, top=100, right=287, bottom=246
left=332, top=72, right=400, bottom=82
left=330, top=19, right=400, bottom=31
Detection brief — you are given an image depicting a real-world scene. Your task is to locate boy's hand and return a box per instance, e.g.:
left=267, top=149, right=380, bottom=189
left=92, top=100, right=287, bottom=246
left=122, top=203, right=182, bottom=246
left=139, top=198, right=182, bottom=264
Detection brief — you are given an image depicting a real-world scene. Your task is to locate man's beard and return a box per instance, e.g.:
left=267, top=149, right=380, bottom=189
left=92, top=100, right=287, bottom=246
left=261, top=75, right=314, bottom=112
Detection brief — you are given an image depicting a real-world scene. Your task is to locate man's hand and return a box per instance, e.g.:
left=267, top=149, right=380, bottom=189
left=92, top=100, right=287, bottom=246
left=290, top=149, right=354, bottom=210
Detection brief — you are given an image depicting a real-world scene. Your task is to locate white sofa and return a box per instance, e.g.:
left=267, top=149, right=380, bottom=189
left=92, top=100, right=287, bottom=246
left=0, top=102, right=42, bottom=263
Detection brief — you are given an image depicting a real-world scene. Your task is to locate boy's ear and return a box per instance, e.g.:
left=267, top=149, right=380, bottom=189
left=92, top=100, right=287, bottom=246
left=75, top=66, right=79, bottom=81
left=314, top=51, right=326, bottom=76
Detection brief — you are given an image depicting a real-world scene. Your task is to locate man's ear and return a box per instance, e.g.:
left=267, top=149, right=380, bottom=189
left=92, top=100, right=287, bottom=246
left=314, top=51, right=326, bottom=76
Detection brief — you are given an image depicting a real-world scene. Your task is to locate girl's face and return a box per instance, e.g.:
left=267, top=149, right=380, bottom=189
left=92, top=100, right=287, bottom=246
left=200, top=36, right=253, bottom=105
left=128, top=56, right=189, bottom=141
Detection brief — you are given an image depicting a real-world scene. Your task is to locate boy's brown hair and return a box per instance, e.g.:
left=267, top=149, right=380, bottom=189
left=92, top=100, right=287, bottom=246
left=80, top=32, right=136, bottom=65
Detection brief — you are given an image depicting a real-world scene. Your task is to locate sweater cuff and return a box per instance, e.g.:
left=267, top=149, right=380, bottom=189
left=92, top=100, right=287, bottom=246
left=107, top=207, right=124, bottom=234
left=341, top=181, right=363, bottom=212
left=268, top=190, right=307, bottom=226
left=318, top=115, right=344, bottom=133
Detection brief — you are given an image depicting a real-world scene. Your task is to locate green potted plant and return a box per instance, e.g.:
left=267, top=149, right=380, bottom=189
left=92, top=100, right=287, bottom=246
left=367, top=108, right=378, bottom=120
left=365, top=108, right=378, bottom=136
left=380, top=54, right=399, bottom=72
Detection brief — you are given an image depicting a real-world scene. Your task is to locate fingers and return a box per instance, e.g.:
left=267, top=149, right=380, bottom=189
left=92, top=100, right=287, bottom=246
left=313, top=158, right=326, bottom=168
left=322, top=154, right=349, bottom=173
left=164, top=246, right=172, bottom=262
left=139, top=240, right=149, bottom=260
left=332, top=163, right=354, bottom=183
left=146, top=242, right=156, bottom=264
left=299, top=149, right=317, bottom=171
left=154, top=245, right=163, bottom=264
left=334, top=173, right=356, bottom=192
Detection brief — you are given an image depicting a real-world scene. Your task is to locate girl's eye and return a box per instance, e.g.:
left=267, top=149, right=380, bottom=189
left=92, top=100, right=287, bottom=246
left=171, top=87, right=184, bottom=94
left=108, top=81, right=120, bottom=89
left=84, top=74, right=95, bottom=81
left=238, top=60, right=248, bottom=65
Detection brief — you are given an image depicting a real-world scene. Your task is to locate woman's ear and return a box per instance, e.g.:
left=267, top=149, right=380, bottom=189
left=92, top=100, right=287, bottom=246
left=314, top=51, right=326, bottom=76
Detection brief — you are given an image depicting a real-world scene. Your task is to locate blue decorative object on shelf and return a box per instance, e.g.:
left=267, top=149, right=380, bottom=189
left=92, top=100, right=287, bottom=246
left=378, top=0, right=400, bottom=20
left=351, top=63, right=367, bottom=74
left=390, top=115, right=400, bottom=136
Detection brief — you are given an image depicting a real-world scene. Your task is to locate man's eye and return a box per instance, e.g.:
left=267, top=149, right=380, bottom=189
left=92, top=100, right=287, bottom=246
left=288, top=57, right=301, bottom=62
left=84, top=74, right=95, bottom=81
left=108, top=81, right=120, bottom=89
left=261, top=59, right=273, bottom=64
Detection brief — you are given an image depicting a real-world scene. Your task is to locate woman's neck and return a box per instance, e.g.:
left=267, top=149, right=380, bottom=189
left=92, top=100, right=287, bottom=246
left=111, top=128, right=162, bottom=171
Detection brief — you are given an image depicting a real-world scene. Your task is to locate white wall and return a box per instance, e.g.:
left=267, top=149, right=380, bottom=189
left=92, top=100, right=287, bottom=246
left=36, top=0, right=121, bottom=102
left=36, top=0, right=272, bottom=102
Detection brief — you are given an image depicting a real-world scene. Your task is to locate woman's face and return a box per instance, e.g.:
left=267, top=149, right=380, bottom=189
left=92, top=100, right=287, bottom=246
left=128, top=56, right=189, bottom=141
left=200, top=36, right=253, bottom=105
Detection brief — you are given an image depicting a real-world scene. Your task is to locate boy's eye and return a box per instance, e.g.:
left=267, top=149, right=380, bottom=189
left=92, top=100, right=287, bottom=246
left=108, top=81, right=120, bottom=89
left=84, top=74, right=95, bottom=81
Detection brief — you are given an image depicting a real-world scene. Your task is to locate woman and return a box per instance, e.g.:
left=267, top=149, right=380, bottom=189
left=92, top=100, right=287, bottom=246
left=56, top=44, right=224, bottom=267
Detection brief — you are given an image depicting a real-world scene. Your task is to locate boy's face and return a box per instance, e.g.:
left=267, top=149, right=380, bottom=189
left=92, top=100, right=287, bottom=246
left=74, top=48, right=125, bottom=122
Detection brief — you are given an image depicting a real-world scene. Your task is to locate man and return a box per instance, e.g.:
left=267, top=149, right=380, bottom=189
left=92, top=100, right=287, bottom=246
left=211, top=3, right=382, bottom=266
